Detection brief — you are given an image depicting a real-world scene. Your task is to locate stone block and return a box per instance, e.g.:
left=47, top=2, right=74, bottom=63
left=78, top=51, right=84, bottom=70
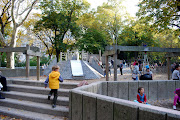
left=108, top=82, right=118, bottom=98
left=83, top=94, right=96, bottom=120
left=149, top=81, right=158, bottom=100
left=101, top=82, right=107, bottom=96
left=139, top=106, right=166, bottom=120
left=118, top=82, right=128, bottom=100
left=97, top=98, right=113, bottom=120
left=97, top=83, right=102, bottom=94
left=175, top=81, right=180, bottom=88
left=128, top=82, right=138, bottom=100
left=158, top=81, right=167, bottom=100
left=114, top=100, right=138, bottom=120
left=167, top=112, right=180, bottom=120
left=138, top=81, right=149, bottom=99
left=167, top=81, right=176, bottom=99
left=69, top=91, right=72, bottom=120
left=72, top=92, right=82, bottom=120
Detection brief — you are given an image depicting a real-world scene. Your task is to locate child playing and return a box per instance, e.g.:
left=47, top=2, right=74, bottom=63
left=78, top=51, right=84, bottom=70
left=44, top=65, right=63, bottom=108
left=134, top=87, right=150, bottom=105
left=173, top=88, right=180, bottom=110
left=132, top=63, right=139, bottom=80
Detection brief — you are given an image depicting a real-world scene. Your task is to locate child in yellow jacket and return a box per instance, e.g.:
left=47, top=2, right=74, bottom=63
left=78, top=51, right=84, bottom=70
left=44, top=65, right=63, bottom=108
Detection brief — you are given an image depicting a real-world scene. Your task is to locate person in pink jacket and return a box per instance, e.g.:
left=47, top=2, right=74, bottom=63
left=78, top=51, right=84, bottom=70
left=173, top=88, right=180, bottom=110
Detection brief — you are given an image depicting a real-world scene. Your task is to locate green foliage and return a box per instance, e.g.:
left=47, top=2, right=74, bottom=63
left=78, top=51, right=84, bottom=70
left=118, top=21, right=158, bottom=47
left=0, top=52, right=7, bottom=67
left=35, top=0, right=90, bottom=61
left=137, top=0, right=180, bottom=31
left=40, top=55, right=49, bottom=66
left=77, top=28, right=107, bottom=54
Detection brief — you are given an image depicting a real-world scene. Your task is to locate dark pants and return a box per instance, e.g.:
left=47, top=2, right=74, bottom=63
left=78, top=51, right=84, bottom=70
left=120, top=68, right=123, bottom=75
left=0, top=75, right=8, bottom=91
left=49, top=89, right=58, bottom=105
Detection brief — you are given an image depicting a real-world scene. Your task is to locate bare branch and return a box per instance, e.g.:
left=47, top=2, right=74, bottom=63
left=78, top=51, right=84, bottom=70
left=17, top=0, right=38, bottom=27
left=15, top=0, right=24, bottom=19
left=11, top=0, right=16, bottom=26
left=171, top=24, right=180, bottom=29
left=0, top=32, right=7, bottom=47
left=18, top=6, right=31, bottom=16
left=1, top=0, right=11, bottom=17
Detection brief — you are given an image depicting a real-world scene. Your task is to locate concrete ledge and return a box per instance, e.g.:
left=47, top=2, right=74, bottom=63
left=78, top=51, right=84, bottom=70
left=0, top=68, right=43, bottom=77
left=97, top=97, right=113, bottom=120
left=70, top=80, right=180, bottom=120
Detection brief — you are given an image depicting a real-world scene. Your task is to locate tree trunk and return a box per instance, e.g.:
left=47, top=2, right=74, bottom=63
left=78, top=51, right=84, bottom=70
left=6, top=26, right=17, bottom=69
left=6, top=52, right=15, bottom=69
left=56, top=49, right=60, bottom=63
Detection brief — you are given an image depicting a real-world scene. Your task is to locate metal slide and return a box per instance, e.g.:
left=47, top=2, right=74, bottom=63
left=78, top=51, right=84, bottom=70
left=70, top=60, right=84, bottom=76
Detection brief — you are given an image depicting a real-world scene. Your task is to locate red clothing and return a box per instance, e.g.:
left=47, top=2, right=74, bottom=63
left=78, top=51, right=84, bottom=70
left=137, top=93, right=147, bottom=103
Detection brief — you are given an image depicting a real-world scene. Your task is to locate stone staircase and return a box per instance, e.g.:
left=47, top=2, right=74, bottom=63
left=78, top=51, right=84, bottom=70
left=0, top=79, right=78, bottom=120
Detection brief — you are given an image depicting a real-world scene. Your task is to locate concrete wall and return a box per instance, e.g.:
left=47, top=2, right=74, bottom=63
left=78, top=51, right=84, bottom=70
left=0, top=68, right=43, bottom=77
left=83, top=80, right=180, bottom=101
left=69, top=80, right=180, bottom=120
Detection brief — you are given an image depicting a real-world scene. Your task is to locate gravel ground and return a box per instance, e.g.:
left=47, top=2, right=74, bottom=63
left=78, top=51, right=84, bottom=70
left=148, top=99, right=180, bottom=111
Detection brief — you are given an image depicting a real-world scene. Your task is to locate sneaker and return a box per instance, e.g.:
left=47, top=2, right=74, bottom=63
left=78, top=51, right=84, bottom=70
left=48, top=95, right=51, bottom=100
left=173, top=105, right=176, bottom=110
left=52, top=104, right=56, bottom=108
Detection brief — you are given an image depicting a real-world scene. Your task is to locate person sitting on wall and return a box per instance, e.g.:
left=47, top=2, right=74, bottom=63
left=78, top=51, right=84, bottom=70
left=172, top=64, right=180, bottom=80
left=173, top=88, right=180, bottom=110
left=0, top=71, right=8, bottom=91
left=140, top=65, right=153, bottom=80
left=134, top=87, right=150, bottom=105
left=77, top=80, right=88, bottom=87
left=0, top=82, right=5, bottom=99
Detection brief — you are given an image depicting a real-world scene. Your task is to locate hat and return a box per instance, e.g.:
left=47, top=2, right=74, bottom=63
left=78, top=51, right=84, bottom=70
left=145, top=65, right=149, bottom=69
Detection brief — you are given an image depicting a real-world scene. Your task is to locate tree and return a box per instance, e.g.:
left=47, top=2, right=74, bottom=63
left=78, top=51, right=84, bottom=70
left=0, top=0, right=38, bottom=68
left=137, top=0, right=180, bottom=31
left=118, top=21, right=158, bottom=47
left=36, top=0, right=89, bottom=62
left=0, top=0, right=12, bottom=47
left=77, top=28, right=107, bottom=54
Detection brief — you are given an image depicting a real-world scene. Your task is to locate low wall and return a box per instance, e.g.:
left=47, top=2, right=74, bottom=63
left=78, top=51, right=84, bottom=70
left=69, top=80, right=180, bottom=120
left=0, top=68, right=43, bottom=77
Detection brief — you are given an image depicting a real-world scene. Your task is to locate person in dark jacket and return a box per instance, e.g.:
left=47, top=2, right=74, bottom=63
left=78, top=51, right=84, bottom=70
left=0, top=72, right=8, bottom=91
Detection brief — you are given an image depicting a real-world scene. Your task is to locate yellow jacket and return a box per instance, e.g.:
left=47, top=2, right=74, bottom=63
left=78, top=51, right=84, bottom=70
left=49, top=71, right=60, bottom=89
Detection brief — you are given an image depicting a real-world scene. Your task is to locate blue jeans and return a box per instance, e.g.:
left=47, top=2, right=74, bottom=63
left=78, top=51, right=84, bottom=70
left=134, top=100, right=150, bottom=105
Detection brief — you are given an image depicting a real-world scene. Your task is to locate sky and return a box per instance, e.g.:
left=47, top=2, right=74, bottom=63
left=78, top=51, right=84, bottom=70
left=86, top=0, right=140, bottom=17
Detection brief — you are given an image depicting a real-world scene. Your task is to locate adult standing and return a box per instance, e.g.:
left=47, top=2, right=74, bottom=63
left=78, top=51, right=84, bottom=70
left=119, top=62, right=123, bottom=75
left=172, top=65, right=180, bottom=80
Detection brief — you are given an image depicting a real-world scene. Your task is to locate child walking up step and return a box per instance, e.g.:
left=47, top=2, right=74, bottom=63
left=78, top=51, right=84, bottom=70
left=44, top=65, right=63, bottom=108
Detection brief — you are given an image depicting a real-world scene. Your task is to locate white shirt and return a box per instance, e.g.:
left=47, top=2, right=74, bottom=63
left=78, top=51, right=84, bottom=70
left=172, top=70, right=180, bottom=80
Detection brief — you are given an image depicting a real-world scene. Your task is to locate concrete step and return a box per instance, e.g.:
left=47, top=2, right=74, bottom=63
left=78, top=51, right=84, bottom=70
left=0, top=98, right=69, bottom=117
left=8, top=84, right=69, bottom=97
left=8, top=79, right=78, bottom=89
left=3, top=91, right=69, bottom=106
left=0, top=106, right=65, bottom=120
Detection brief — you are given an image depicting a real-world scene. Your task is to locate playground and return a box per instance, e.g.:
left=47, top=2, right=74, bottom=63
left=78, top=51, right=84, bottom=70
left=0, top=45, right=180, bottom=120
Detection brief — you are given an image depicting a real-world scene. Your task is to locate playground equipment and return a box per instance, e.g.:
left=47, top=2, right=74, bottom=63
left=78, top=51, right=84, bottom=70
left=43, top=49, right=103, bottom=80
left=104, top=45, right=180, bottom=81
left=0, top=45, right=41, bottom=80
left=70, top=60, right=84, bottom=78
